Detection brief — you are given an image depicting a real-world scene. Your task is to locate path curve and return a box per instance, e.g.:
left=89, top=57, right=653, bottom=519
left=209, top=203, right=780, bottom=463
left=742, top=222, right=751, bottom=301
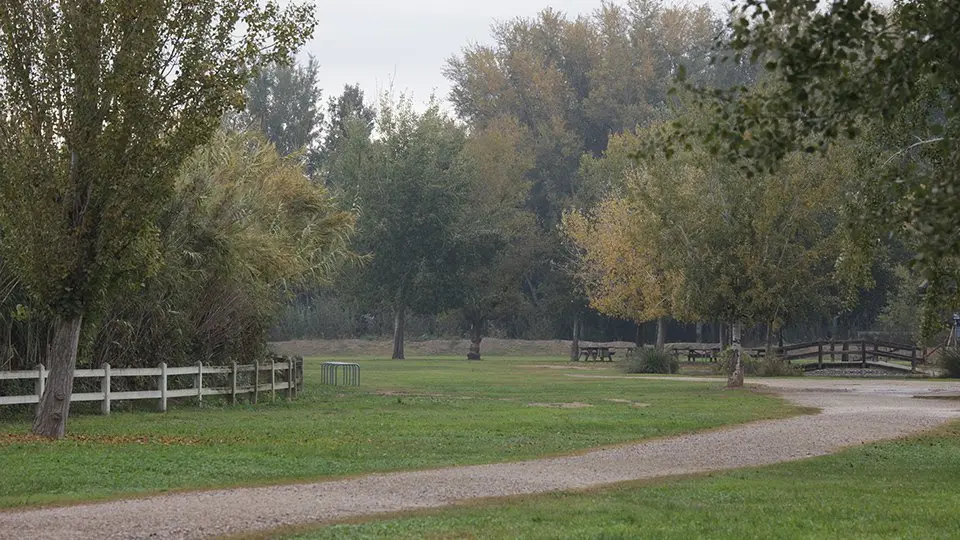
left=2, top=378, right=960, bottom=540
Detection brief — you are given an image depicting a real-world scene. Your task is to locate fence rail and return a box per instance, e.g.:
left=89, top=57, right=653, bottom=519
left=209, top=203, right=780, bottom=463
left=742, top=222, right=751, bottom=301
left=0, top=357, right=304, bottom=413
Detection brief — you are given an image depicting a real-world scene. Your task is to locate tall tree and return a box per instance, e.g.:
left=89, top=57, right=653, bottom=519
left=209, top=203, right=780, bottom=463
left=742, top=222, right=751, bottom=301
left=242, top=56, right=323, bottom=159
left=350, top=97, right=468, bottom=359
left=455, top=117, right=537, bottom=358
left=0, top=0, right=314, bottom=438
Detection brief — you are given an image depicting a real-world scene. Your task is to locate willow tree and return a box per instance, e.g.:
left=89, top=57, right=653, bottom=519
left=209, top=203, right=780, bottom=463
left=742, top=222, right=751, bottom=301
left=0, top=0, right=314, bottom=439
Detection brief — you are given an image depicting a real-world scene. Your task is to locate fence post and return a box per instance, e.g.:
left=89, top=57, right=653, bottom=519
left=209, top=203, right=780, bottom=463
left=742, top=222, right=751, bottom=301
left=841, top=341, right=849, bottom=363
left=287, top=359, right=294, bottom=399
left=35, top=364, right=46, bottom=408
left=911, top=347, right=917, bottom=372
left=830, top=341, right=835, bottom=362
left=230, top=361, right=238, bottom=405
left=252, top=360, right=259, bottom=405
left=873, top=340, right=879, bottom=362
left=101, top=363, right=111, bottom=415
left=159, top=362, right=167, bottom=412
left=860, top=341, right=866, bottom=368
left=270, top=358, right=276, bottom=402
left=196, top=361, right=203, bottom=407
left=298, top=357, right=303, bottom=393
left=817, top=342, right=823, bottom=369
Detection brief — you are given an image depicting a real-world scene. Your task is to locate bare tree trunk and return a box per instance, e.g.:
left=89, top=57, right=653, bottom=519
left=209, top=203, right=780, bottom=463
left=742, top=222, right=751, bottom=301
left=655, top=317, right=666, bottom=350
left=765, top=322, right=774, bottom=359
left=569, top=313, right=581, bottom=361
left=727, top=320, right=744, bottom=388
left=468, top=320, right=483, bottom=360
left=32, top=315, right=83, bottom=439
left=695, top=322, right=703, bottom=344
left=392, top=305, right=405, bottom=360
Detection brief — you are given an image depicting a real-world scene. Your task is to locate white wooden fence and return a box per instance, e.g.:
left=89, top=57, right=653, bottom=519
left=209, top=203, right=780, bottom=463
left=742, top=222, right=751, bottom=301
left=0, top=358, right=303, bottom=414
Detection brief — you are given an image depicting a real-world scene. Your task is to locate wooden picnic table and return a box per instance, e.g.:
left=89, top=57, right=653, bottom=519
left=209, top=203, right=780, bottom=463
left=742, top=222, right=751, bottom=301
left=576, top=346, right=634, bottom=362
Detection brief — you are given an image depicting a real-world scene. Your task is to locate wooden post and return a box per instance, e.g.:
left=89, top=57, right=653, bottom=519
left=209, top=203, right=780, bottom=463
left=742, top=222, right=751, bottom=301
left=270, top=358, right=276, bottom=402
left=860, top=340, right=866, bottom=368
left=287, top=359, right=294, bottom=399
left=196, top=361, right=203, bottom=406
left=873, top=340, right=879, bottom=362
left=35, top=364, right=46, bottom=410
left=841, top=341, right=849, bottom=363
left=230, top=362, right=238, bottom=405
left=159, top=362, right=167, bottom=412
left=830, top=340, right=835, bottom=362
left=252, top=360, right=259, bottom=405
left=101, top=363, right=111, bottom=415
left=817, top=341, right=823, bottom=369
left=911, top=347, right=917, bottom=372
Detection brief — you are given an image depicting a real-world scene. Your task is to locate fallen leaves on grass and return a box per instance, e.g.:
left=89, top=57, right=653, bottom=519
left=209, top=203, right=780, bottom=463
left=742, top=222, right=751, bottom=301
left=0, top=433, right=205, bottom=445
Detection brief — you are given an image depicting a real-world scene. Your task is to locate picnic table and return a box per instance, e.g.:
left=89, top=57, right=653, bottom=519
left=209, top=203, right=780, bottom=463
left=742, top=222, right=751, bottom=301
left=576, top=346, right=634, bottom=362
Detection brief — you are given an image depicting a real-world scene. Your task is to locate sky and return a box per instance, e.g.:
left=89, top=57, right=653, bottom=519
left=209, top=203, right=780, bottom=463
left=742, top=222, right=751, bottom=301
left=304, top=0, right=733, bottom=110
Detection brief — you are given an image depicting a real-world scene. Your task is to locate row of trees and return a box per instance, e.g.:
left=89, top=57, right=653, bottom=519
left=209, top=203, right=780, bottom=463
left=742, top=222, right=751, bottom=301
left=262, top=0, right=941, bottom=361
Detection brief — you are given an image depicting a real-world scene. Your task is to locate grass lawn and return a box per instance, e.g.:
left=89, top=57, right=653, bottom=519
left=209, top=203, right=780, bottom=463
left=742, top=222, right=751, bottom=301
left=0, top=356, right=799, bottom=509
left=283, top=420, right=960, bottom=540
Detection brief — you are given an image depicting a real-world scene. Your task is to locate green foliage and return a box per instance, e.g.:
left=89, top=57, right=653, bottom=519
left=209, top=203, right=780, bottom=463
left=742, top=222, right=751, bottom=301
left=85, top=131, right=353, bottom=369
left=0, top=0, right=316, bottom=317
left=237, top=56, right=324, bottom=160
left=0, top=357, right=798, bottom=508
left=937, top=348, right=960, bottom=379
left=670, top=0, right=960, bottom=337
left=623, top=348, right=679, bottom=374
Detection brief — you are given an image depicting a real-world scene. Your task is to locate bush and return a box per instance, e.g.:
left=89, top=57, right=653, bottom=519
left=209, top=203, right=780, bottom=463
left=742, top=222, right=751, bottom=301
left=717, top=349, right=801, bottom=377
left=623, top=348, right=680, bottom=374
left=937, top=348, right=960, bottom=378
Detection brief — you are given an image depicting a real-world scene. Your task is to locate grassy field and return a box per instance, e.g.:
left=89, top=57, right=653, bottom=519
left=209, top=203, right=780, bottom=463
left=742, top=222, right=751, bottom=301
left=0, top=357, right=799, bottom=508
left=283, top=420, right=960, bottom=540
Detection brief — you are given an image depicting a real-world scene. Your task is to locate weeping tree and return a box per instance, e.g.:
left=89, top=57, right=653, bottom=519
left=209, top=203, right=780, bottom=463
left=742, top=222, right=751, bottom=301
left=0, top=0, right=314, bottom=439
left=88, top=131, right=354, bottom=370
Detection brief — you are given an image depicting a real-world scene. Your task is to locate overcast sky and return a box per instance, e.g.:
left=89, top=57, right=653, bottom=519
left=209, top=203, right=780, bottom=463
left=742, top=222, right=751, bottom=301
left=304, top=0, right=733, bottom=110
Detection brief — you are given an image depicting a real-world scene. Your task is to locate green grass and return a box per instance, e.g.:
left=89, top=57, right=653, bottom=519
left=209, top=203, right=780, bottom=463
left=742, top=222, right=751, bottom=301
left=283, top=420, right=960, bottom=540
left=0, top=356, right=799, bottom=508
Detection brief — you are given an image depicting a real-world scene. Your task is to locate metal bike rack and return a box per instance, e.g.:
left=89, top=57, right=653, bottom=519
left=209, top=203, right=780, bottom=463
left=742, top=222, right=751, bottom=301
left=320, top=362, right=360, bottom=386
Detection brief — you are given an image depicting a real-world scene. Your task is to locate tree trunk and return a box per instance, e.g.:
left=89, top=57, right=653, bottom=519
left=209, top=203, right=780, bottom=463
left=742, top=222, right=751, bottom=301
left=765, top=322, right=774, bottom=359
left=570, top=313, right=581, bottom=361
left=468, top=320, right=483, bottom=360
left=695, top=322, right=703, bottom=344
left=392, top=305, right=406, bottom=360
left=634, top=322, right=643, bottom=347
left=32, top=315, right=83, bottom=439
left=655, top=317, right=666, bottom=350
left=727, top=320, right=744, bottom=388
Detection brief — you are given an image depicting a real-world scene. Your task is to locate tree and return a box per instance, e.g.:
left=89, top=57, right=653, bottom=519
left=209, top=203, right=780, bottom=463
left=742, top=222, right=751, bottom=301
left=241, top=56, right=324, bottom=159
left=670, top=0, right=960, bottom=335
left=350, top=98, right=468, bottom=359
left=455, top=117, right=536, bottom=359
left=0, top=0, right=314, bottom=438
left=445, top=2, right=749, bottom=339
left=88, top=131, right=353, bottom=370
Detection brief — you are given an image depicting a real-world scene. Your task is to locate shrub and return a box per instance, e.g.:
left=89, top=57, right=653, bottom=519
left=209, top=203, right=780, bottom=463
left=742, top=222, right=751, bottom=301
left=937, top=348, right=960, bottom=378
left=717, top=349, right=801, bottom=377
left=623, top=348, right=680, bottom=374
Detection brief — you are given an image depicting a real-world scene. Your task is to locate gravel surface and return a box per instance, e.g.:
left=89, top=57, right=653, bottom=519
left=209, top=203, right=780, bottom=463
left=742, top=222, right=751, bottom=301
left=2, top=378, right=959, bottom=540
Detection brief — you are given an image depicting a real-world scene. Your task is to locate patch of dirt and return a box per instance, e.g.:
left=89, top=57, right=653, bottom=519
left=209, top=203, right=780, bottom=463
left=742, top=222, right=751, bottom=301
left=268, top=338, right=637, bottom=358
left=526, top=402, right=593, bottom=409
left=604, top=398, right=650, bottom=408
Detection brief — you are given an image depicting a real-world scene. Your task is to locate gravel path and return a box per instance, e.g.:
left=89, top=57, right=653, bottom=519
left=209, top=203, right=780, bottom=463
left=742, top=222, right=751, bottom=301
left=2, top=378, right=960, bottom=540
